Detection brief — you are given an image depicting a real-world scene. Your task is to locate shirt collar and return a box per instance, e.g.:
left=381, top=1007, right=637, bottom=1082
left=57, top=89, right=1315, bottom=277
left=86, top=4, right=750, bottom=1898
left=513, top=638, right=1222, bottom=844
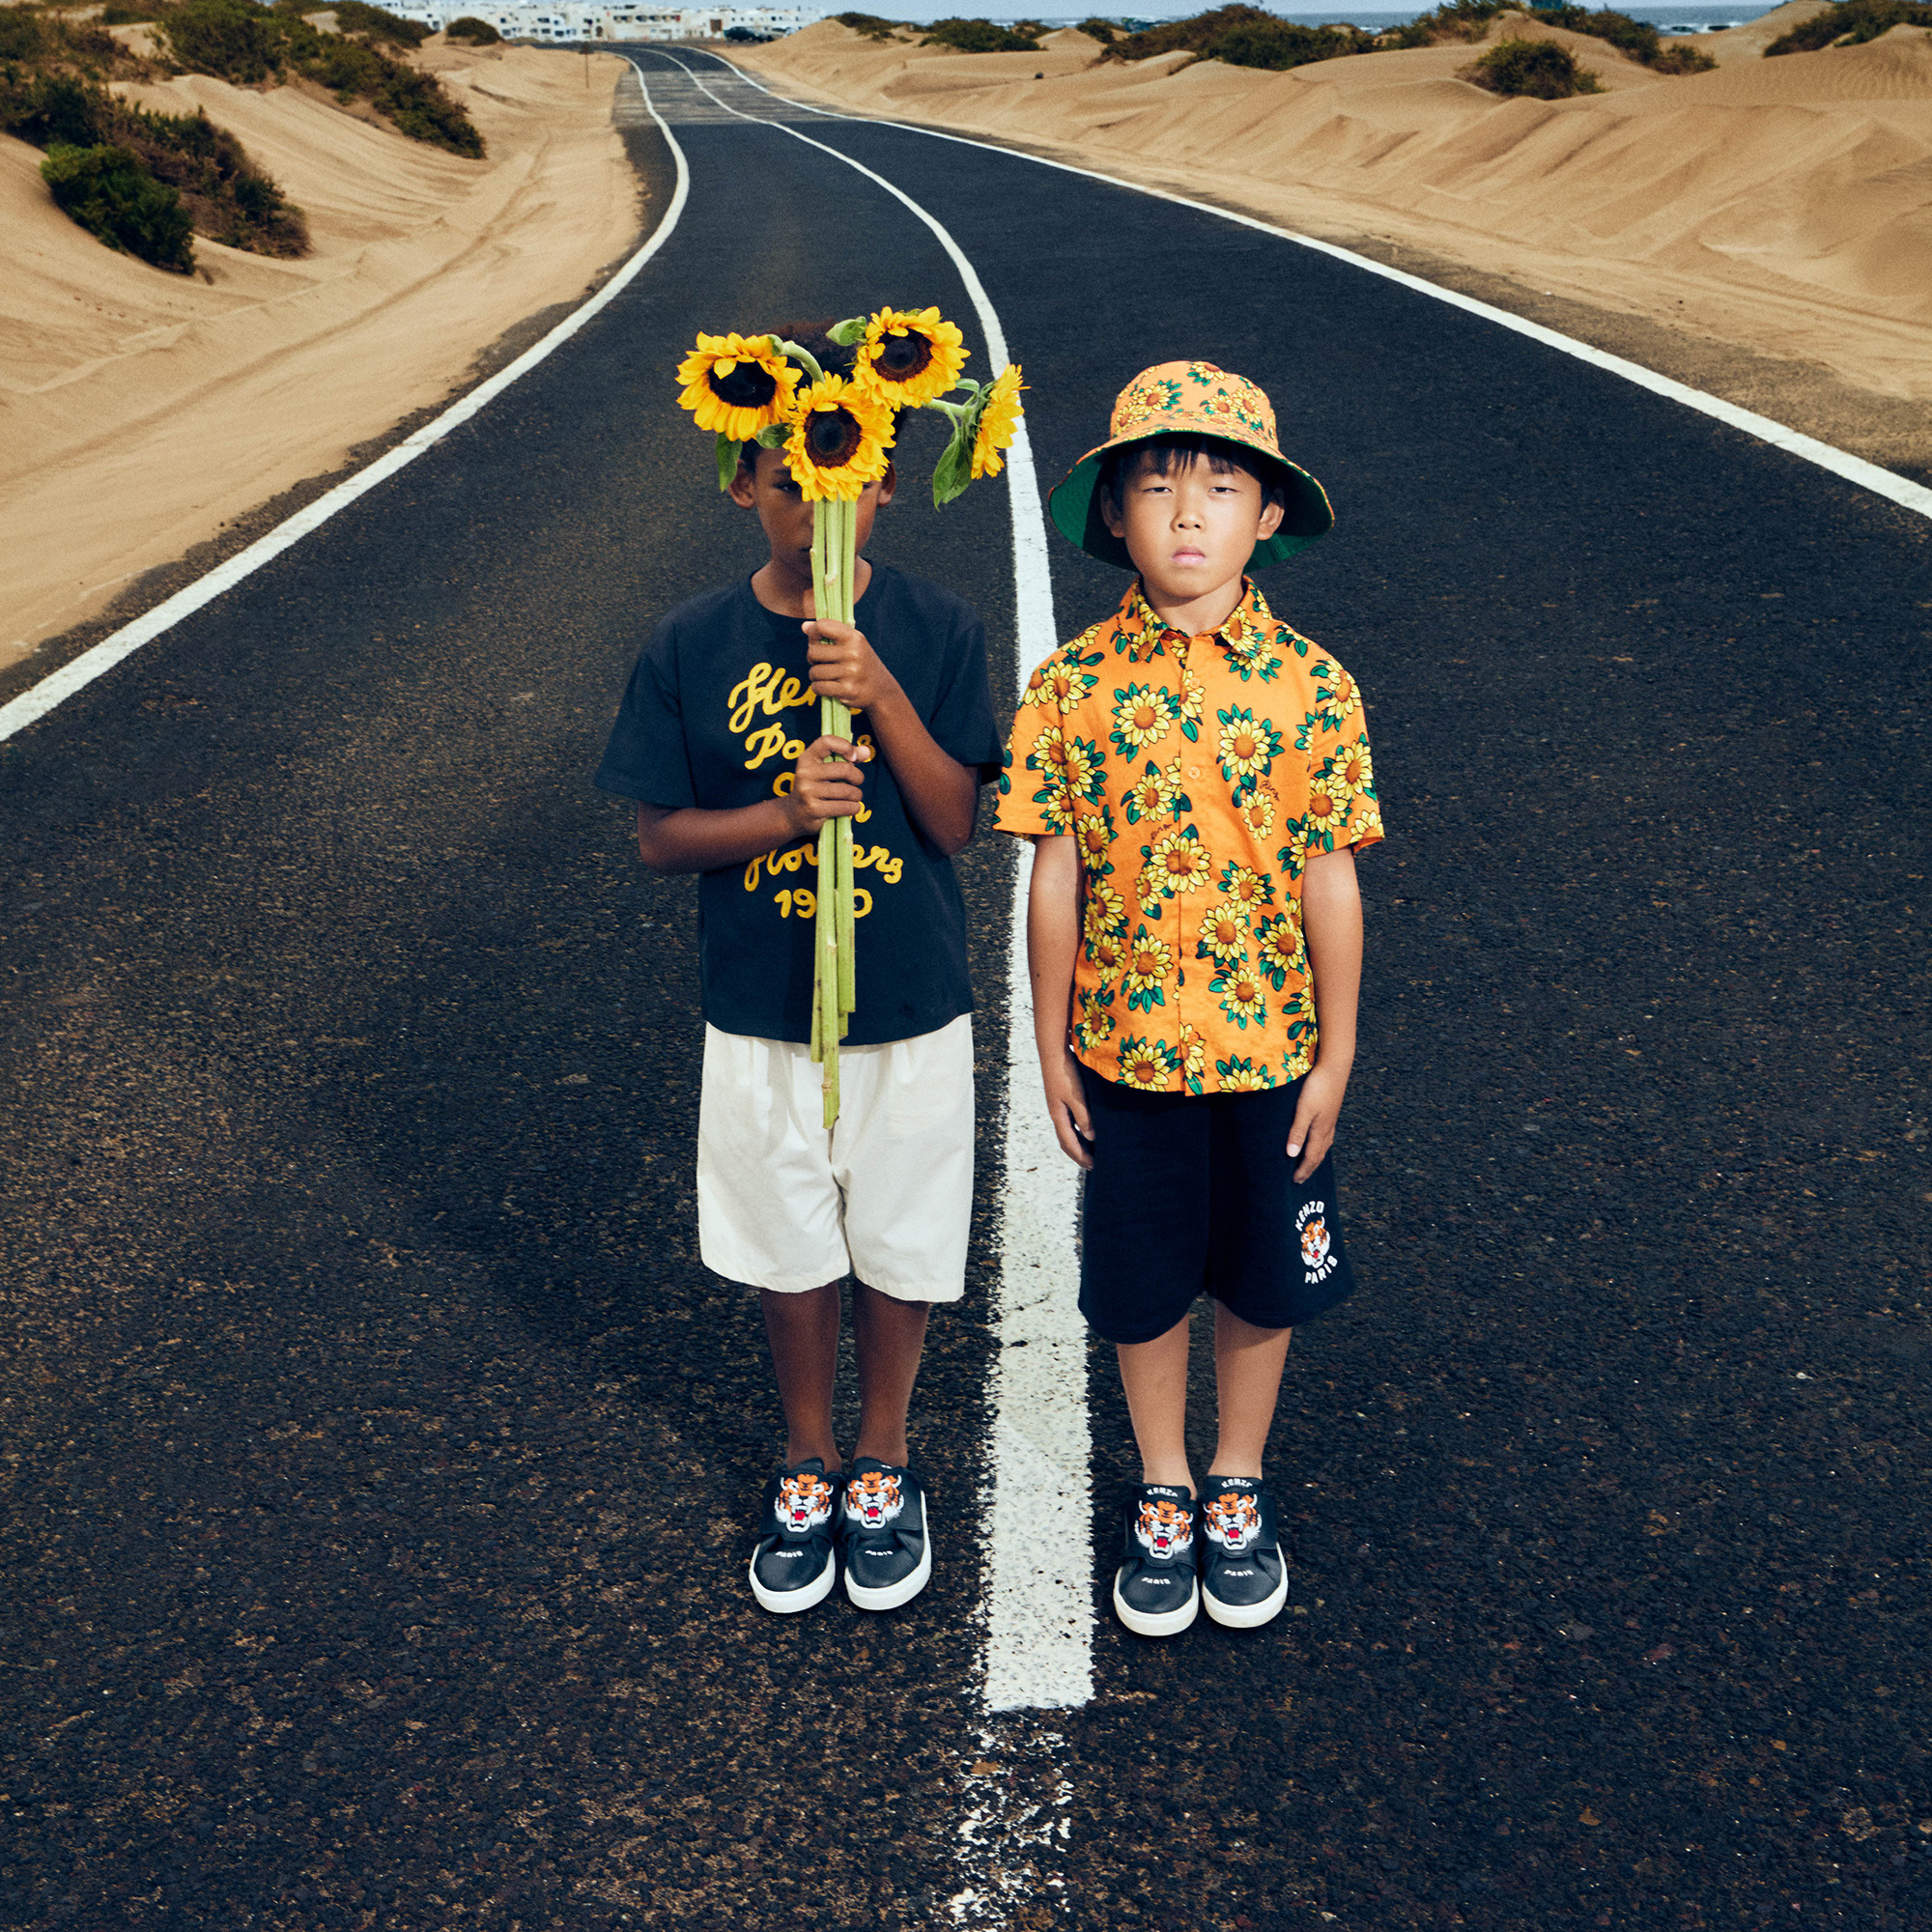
left=1115, top=577, right=1274, bottom=666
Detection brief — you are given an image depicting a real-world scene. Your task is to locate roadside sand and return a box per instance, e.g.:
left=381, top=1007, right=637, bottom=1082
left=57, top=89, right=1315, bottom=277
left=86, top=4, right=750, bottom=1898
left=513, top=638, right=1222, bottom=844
left=735, top=8, right=1932, bottom=476
left=0, top=43, right=639, bottom=669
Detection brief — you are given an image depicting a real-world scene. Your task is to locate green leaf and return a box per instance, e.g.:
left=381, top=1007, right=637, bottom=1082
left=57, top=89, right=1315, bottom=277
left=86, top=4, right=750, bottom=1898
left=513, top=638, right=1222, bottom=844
left=716, top=433, right=744, bottom=491
left=754, top=421, right=789, bottom=449
left=930, top=416, right=977, bottom=508
left=827, top=314, right=869, bottom=347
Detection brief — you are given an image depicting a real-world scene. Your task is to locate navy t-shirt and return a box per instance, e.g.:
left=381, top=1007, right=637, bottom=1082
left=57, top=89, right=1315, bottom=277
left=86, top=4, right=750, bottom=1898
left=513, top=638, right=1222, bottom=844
left=595, top=563, right=1001, bottom=1047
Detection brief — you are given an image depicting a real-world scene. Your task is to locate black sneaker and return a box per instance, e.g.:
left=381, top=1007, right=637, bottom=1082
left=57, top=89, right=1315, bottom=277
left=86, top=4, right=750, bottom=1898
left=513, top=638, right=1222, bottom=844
left=1113, top=1484, right=1200, bottom=1636
left=748, top=1459, right=841, bottom=1614
left=1199, top=1475, right=1289, bottom=1629
left=840, top=1458, right=931, bottom=1610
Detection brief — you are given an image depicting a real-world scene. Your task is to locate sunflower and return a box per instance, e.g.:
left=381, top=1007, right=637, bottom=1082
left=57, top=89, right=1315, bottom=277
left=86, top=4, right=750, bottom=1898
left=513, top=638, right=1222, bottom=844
left=1075, top=805, right=1117, bottom=871
left=1083, top=878, right=1126, bottom=940
left=1123, top=758, right=1180, bottom=827
left=1149, top=826, right=1212, bottom=897
left=1074, top=1000, right=1117, bottom=1054
left=1253, top=909, right=1306, bottom=989
left=1061, top=734, right=1106, bottom=803
left=1237, top=783, right=1277, bottom=842
left=855, top=306, right=969, bottom=409
left=1196, top=899, right=1249, bottom=966
left=1089, top=927, right=1127, bottom=980
left=1117, top=1035, right=1180, bottom=1092
left=1326, top=734, right=1374, bottom=797
left=1176, top=676, right=1206, bottom=742
left=1121, top=924, right=1173, bottom=1010
left=781, top=375, right=895, bottom=503
left=675, top=332, right=801, bottom=442
left=970, top=363, right=1025, bottom=480
left=1215, top=705, right=1284, bottom=791
left=1111, top=683, right=1180, bottom=757
left=1303, top=773, right=1351, bottom=847
left=1179, top=1024, right=1207, bottom=1087
left=1219, top=861, right=1273, bottom=911
left=1213, top=967, right=1269, bottom=1031
left=1312, top=662, right=1361, bottom=727
left=1214, top=1054, right=1276, bottom=1094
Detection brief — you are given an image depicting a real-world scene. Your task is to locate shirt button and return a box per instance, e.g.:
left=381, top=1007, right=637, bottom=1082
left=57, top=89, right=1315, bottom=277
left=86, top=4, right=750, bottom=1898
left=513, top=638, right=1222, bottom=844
left=1189, top=767, right=1201, bottom=778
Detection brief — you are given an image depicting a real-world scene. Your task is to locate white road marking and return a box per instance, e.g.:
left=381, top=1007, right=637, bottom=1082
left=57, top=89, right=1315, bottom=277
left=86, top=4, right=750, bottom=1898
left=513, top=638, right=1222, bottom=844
left=0, top=70, right=694, bottom=749
left=714, top=53, right=1932, bottom=527
left=655, top=52, right=1093, bottom=1717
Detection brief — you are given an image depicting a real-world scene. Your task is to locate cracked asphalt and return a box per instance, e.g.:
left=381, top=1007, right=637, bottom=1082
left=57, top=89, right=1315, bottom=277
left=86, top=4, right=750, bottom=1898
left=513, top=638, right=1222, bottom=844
left=1, top=46, right=1927, bottom=1932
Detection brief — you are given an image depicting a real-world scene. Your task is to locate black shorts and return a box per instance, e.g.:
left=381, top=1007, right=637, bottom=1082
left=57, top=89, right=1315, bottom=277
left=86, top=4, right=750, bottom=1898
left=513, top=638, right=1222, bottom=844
left=1077, top=1063, right=1357, bottom=1346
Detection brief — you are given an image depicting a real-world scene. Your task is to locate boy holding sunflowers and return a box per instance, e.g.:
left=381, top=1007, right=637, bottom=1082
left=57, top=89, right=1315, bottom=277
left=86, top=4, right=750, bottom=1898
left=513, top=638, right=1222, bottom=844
left=998, top=362, right=1383, bottom=1637
left=597, top=316, right=1015, bottom=1615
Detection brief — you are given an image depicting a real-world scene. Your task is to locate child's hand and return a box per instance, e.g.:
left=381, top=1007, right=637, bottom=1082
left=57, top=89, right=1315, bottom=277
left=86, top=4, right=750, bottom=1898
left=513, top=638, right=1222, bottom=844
left=1286, top=1062, right=1350, bottom=1182
left=785, top=735, right=872, bottom=837
left=805, top=618, right=898, bottom=714
left=1042, top=1047, right=1094, bottom=1170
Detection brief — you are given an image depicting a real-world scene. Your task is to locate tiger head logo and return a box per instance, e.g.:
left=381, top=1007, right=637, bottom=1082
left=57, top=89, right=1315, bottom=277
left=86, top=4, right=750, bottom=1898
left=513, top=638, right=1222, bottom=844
left=1299, top=1216, right=1330, bottom=1269
left=1203, top=1488, right=1263, bottom=1554
left=1134, top=1497, right=1194, bottom=1559
left=776, top=1470, right=836, bottom=1535
left=845, top=1468, right=903, bottom=1529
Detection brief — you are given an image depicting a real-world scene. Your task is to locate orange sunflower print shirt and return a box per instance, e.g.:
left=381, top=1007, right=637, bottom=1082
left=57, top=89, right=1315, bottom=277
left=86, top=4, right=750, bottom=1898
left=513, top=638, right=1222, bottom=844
left=995, top=579, right=1383, bottom=1094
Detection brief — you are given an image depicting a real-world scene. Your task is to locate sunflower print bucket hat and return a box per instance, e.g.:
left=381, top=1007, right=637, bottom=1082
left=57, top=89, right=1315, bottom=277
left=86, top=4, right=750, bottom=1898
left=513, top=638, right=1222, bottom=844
left=1048, top=360, right=1333, bottom=570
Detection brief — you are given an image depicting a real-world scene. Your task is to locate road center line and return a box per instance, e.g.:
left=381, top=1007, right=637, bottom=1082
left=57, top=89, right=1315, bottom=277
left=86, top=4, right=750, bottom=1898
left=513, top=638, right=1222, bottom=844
left=653, top=51, right=1093, bottom=1717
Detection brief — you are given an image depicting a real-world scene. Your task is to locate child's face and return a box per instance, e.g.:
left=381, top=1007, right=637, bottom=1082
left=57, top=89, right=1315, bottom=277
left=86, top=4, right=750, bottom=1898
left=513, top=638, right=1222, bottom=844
left=729, top=445, right=895, bottom=584
left=1102, top=449, right=1285, bottom=605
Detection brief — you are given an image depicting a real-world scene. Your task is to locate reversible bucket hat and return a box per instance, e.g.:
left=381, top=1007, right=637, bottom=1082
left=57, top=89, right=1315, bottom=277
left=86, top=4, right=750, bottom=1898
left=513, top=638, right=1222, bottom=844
left=1048, top=359, right=1333, bottom=570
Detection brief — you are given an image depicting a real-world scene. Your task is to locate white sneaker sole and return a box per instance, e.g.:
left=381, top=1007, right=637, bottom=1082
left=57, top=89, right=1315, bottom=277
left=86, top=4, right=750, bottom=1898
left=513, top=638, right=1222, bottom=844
left=748, top=1548, right=838, bottom=1614
left=1113, top=1568, right=1200, bottom=1637
left=844, top=1532, right=932, bottom=1611
left=1204, top=1551, right=1290, bottom=1629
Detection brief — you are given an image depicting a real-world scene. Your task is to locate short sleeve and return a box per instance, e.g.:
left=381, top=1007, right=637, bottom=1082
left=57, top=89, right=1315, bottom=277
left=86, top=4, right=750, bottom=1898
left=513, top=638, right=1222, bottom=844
left=925, top=612, right=1003, bottom=781
left=594, top=618, right=696, bottom=809
left=993, top=644, right=1082, bottom=838
left=1303, top=654, right=1383, bottom=856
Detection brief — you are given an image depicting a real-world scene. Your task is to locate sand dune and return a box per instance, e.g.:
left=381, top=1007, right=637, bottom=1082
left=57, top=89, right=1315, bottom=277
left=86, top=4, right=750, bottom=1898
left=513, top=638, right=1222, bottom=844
left=1, top=43, right=639, bottom=668
left=736, top=10, right=1932, bottom=430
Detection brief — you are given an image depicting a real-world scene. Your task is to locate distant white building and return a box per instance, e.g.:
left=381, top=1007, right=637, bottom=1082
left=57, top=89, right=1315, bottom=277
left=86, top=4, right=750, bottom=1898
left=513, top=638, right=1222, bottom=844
left=389, top=3, right=817, bottom=38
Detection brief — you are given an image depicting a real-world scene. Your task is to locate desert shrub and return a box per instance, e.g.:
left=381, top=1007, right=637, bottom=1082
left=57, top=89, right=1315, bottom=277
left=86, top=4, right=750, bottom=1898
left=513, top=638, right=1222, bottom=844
left=1648, top=40, right=1716, bottom=71
left=0, top=4, right=128, bottom=69
left=445, top=14, right=502, bottom=41
left=1764, top=0, right=1932, bottom=50
left=1102, top=5, right=1374, bottom=68
left=42, top=140, right=195, bottom=270
left=922, top=17, right=1042, bottom=52
left=99, top=4, right=164, bottom=21
left=1395, top=1, right=1713, bottom=69
left=1, top=71, right=308, bottom=253
left=323, top=1, right=433, bottom=49
left=833, top=11, right=900, bottom=39
left=1076, top=16, right=1120, bottom=42
left=153, top=0, right=484, bottom=156
left=1463, top=35, right=1601, bottom=94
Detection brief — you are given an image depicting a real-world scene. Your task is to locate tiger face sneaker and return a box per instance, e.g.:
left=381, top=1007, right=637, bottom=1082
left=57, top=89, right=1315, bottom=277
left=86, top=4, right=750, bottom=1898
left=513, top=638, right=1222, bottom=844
left=1199, top=1474, right=1289, bottom=1629
left=1113, top=1484, right=1200, bottom=1636
left=748, top=1459, right=841, bottom=1614
left=840, top=1458, right=931, bottom=1611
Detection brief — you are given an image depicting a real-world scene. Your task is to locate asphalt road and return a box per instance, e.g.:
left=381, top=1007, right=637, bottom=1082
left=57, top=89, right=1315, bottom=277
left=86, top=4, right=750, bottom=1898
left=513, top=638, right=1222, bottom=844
left=2, top=46, right=1928, bottom=1932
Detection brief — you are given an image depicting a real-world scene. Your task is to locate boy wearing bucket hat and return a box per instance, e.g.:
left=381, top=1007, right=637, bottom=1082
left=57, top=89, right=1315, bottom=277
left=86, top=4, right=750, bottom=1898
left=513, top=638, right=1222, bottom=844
left=996, top=361, right=1383, bottom=1636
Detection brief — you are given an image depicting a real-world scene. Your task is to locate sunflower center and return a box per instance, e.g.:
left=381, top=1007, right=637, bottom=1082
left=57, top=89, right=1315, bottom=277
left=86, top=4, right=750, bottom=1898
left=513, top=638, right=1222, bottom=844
left=1234, top=734, right=1256, bottom=758
left=875, top=329, right=934, bottom=381
left=805, top=405, right=865, bottom=468
left=708, top=360, right=778, bottom=408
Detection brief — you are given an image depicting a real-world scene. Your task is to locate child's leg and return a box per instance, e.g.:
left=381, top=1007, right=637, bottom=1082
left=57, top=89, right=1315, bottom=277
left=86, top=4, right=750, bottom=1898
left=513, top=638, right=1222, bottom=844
left=1116, top=1310, right=1196, bottom=1493
left=760, top=1283, right=843, bottom=1470
left=851, top=1283, right=929, bottom=1467
left=1208, top=1302, right=1293, bottom=1478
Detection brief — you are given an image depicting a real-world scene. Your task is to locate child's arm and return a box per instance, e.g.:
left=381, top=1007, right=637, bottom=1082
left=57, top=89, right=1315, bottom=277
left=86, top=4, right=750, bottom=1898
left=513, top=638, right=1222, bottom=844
left=806, top=619, right=979, bottom=855
left=1027, top=833, right=1094, bottom=1169
left=1290, top=845, right=1363, bottom=1180
left=635, top=736, right=871, bottom=873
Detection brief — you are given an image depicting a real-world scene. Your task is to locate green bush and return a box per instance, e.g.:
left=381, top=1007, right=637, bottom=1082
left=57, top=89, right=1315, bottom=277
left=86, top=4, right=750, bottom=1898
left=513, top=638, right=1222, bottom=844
left=42, top=140, right=195, bottom=270
left=1764, top=0, right=1932, bottom=51
left=323, top=1, right=433, bottom=49
left=1103, top=5, right=1375, bottom=68
left=1075, top=16, right=1121, bottom=42
left=444, top=14, right=502, bottom=43
left=833, top=11, right=901, bottom=39
left=99, top=5, right=165, bottom=22
left=1463, top=35, right=1602, bottom=95
left=153, top=0, right=484, bottom=156
left=1394, top=1, right=1714, bottom=70
left=922, top=17, right=1042, bottom=52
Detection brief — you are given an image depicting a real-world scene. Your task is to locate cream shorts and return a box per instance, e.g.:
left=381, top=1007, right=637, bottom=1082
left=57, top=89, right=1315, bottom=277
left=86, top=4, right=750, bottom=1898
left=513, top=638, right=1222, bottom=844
left=696, top=1014, right=974, bottom=1302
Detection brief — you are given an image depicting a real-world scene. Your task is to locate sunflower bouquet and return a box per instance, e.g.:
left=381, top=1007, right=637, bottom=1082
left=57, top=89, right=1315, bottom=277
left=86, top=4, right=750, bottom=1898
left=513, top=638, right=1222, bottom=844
left=675, top=307, right=1025, bottom=1125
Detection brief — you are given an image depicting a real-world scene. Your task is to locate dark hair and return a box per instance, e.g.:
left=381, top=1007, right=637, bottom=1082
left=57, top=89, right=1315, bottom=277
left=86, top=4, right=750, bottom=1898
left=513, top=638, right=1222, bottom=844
left=1097, top=433, right=1286, bottom=517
